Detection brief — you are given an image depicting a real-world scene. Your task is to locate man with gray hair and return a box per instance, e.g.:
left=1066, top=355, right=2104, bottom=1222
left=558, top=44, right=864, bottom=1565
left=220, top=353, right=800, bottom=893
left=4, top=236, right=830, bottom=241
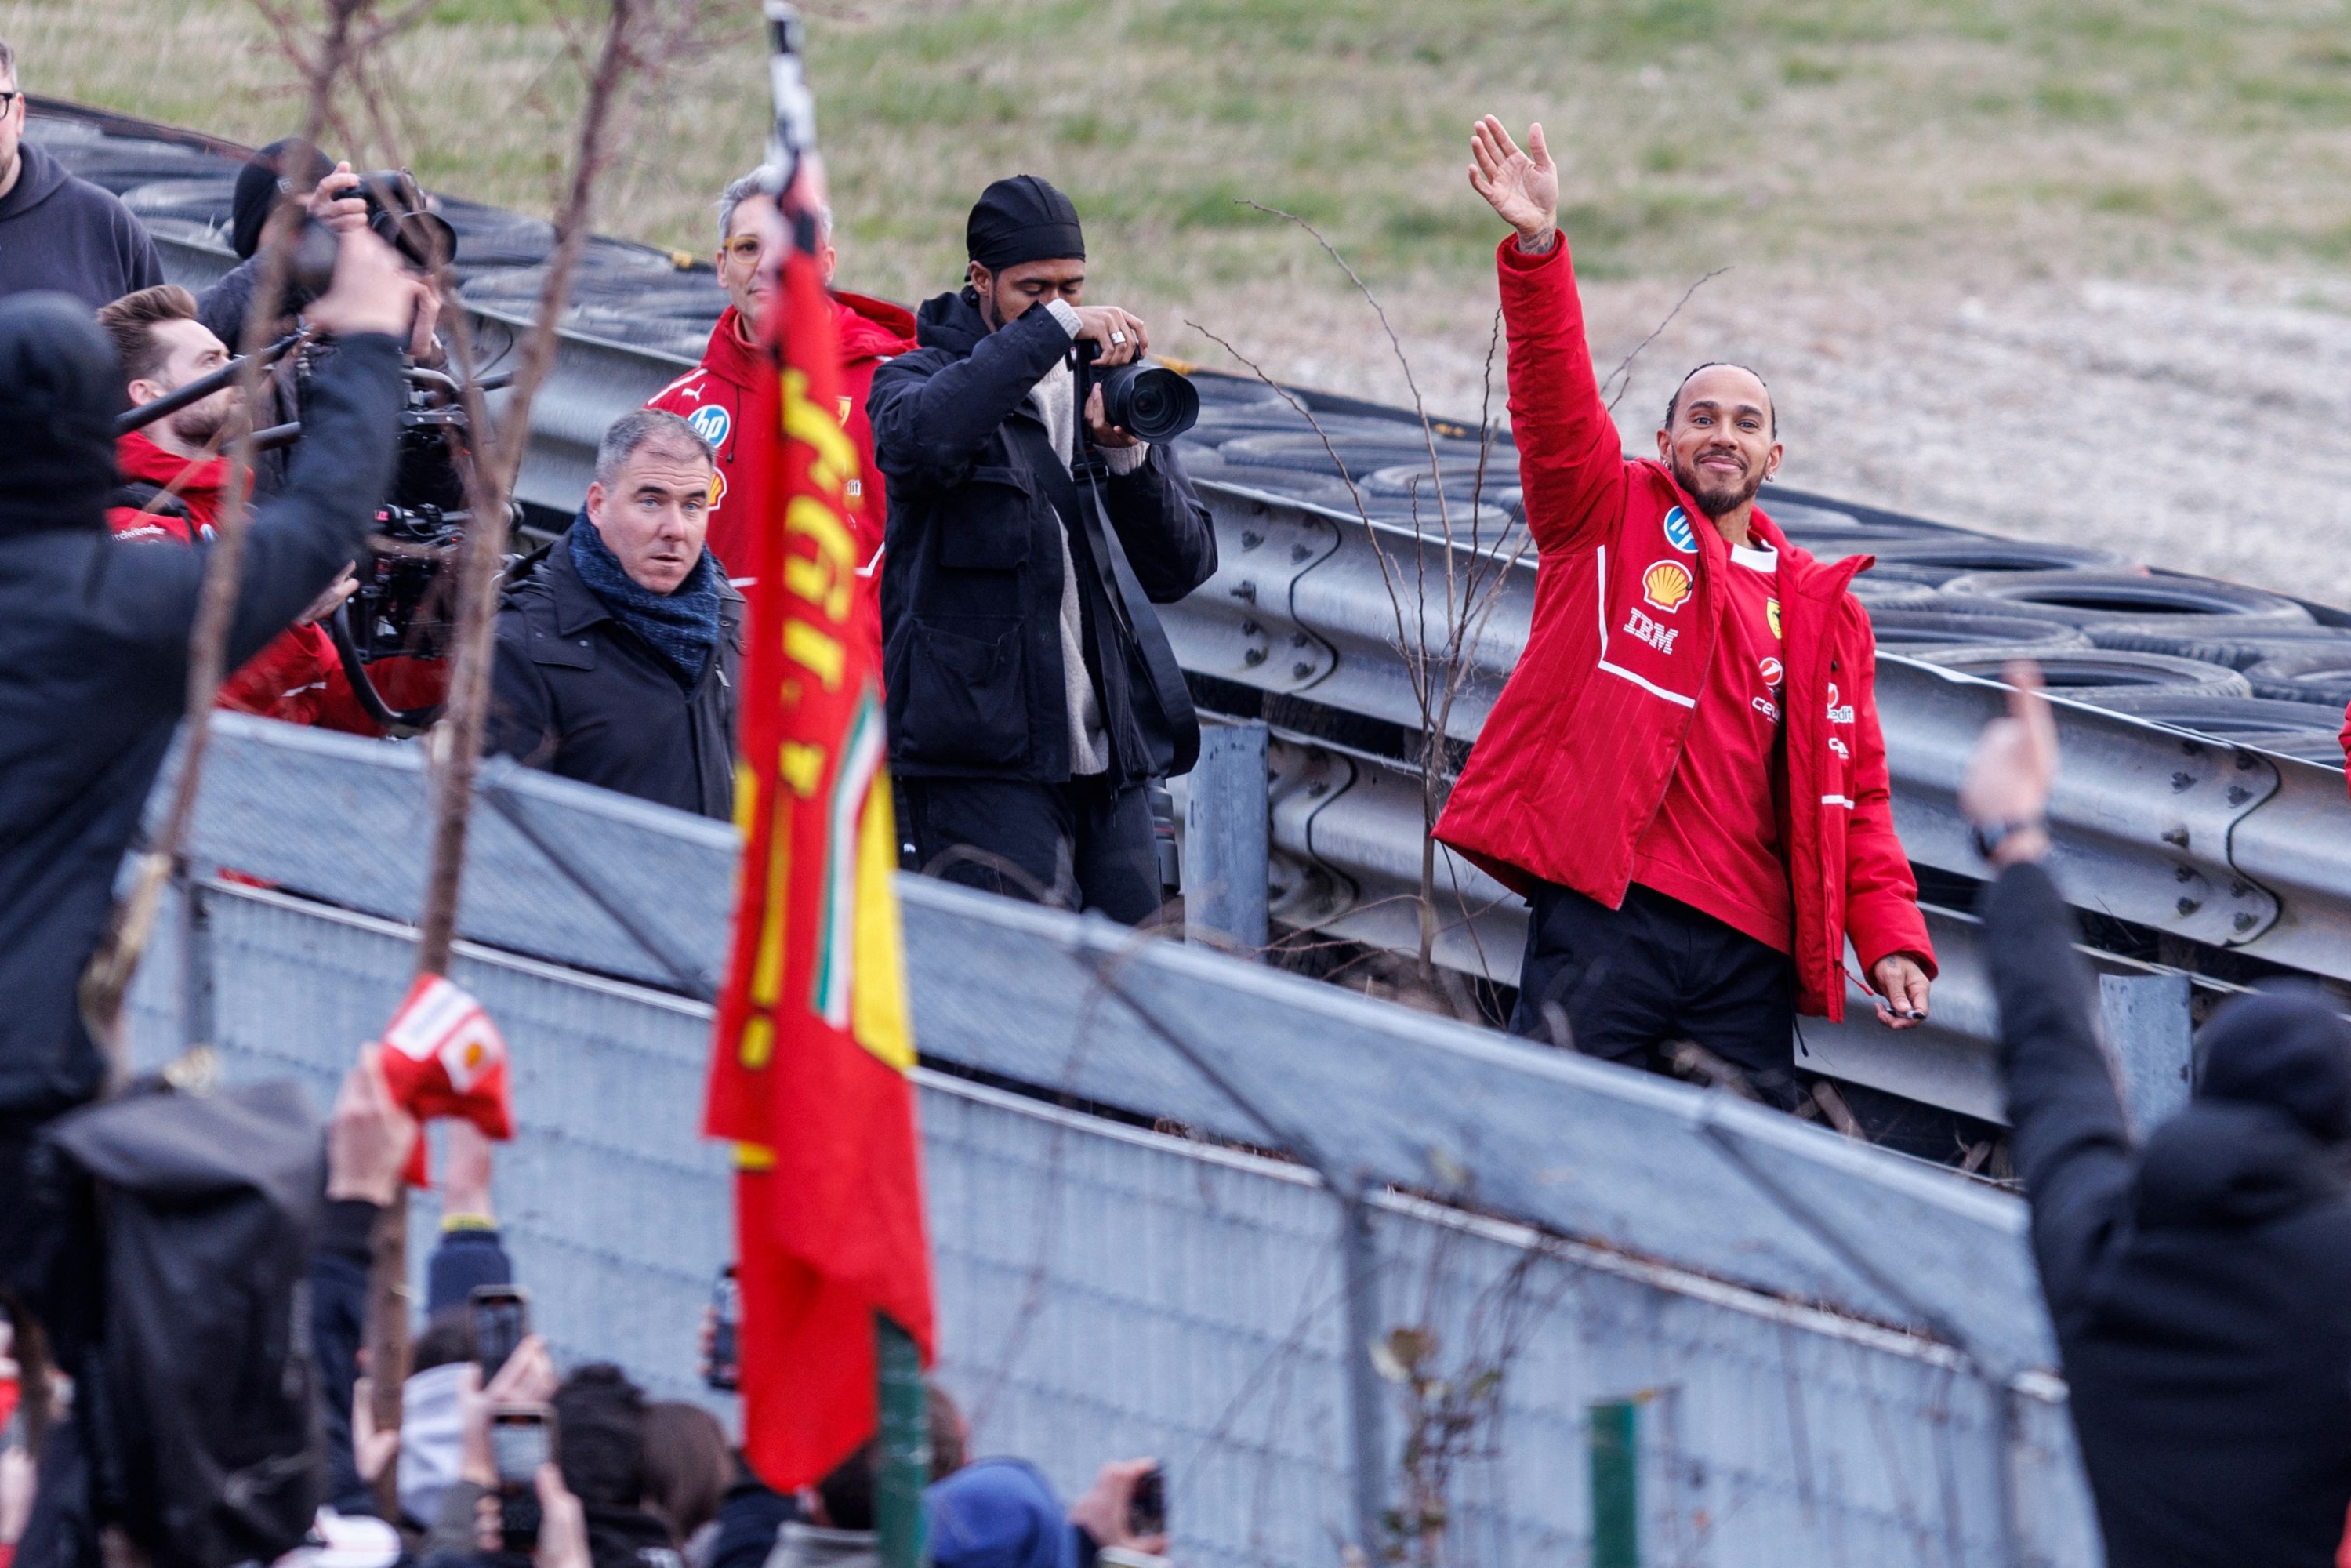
left=0, top=38, right=162, bottom=307
left=485, top=408, right=744, bottom=818
left=648, top=171, right=915, bottom=657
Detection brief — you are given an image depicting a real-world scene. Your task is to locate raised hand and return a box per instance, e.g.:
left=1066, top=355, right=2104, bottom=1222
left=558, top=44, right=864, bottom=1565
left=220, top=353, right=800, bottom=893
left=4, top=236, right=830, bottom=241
left=1468, top=115, right=1560, bottom=250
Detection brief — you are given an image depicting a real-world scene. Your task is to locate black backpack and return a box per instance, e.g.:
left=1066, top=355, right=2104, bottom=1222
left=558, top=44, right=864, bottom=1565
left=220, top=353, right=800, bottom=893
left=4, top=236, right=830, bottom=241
left=42, top=1078, right=328, bottom=1568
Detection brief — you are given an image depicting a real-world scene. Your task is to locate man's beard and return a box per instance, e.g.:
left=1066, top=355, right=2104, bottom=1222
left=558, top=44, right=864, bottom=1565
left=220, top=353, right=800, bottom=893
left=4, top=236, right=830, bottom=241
left=169, top=399, right=243, bottom=454
left=1672, top=451, right=1764, bottom=519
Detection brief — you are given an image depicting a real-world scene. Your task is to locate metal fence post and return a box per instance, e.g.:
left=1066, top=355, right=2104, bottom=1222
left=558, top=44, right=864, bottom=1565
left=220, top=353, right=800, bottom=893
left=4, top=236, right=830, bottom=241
left=2099, top=973, right=2193, bottom=1133
left=1183, top=721, right=1269, bottom=956
left=1339, top=1189, right=1388, bottom=1561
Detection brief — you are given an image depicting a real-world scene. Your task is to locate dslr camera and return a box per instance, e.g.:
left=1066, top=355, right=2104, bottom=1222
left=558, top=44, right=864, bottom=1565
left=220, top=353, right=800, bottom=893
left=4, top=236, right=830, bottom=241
left=1074, top=339, right=1199, bottom=445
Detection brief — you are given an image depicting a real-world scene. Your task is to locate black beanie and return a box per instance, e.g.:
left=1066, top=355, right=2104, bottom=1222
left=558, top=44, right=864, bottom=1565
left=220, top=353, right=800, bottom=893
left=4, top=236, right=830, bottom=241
left=2195, top=986, right=2351, bottom=1144
left=232, top=137, right=336, bottom=260
left=0, top=293, right=122, bottom=535
left=965, top=176, right=1084, bottom=272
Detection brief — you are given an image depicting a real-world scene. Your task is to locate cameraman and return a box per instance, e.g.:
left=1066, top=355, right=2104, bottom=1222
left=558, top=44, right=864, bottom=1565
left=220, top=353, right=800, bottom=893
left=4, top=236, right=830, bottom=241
left=869, top=176, right=1214, bottom=924
left=98, top=283, right=379, bottom=734
left=0, top=227, right=413, bottom=1305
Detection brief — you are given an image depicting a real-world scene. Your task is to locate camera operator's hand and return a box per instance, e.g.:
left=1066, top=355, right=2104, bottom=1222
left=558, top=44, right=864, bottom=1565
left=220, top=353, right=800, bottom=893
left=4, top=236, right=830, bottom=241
left=298, top=565, right=359, bottom=628
left=1084, top=384, right=1141, bottom=450
left=309, top=162, right=370, bottom=234
left=305, top=227, right=423, bottom=342
left=534, top=1465, right=592, bottom=1568
left=327, top=1044, right=417, bottom=1207
left=1469, top=115, right=1561, bottom=253
left=1072, top=306, right=1147, bottom=368
left=455, top=1334, right=558, bottom=1487
left=408, top=278, right=446, bottom=366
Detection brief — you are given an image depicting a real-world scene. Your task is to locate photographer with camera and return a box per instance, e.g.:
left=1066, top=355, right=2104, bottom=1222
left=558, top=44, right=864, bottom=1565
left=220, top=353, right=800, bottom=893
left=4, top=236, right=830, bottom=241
left=0, top=223, right=414, bottom=1321
left=98, top=283, right=382, bottom=733
left=869, top=176, right=1214, bottom=924
left=485, top=410, right=742, bottom=821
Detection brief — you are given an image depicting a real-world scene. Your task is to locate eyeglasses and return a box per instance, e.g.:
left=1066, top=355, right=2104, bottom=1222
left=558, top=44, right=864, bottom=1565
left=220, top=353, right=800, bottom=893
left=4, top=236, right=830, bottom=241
left=0, top=93, right=20, bottom=114
left=721, top=235, right=764, bottom=263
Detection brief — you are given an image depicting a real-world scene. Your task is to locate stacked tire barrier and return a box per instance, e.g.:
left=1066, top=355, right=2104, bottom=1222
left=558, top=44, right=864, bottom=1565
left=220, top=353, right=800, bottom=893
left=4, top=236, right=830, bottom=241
left=48, top=97, right=2351, bottom=1126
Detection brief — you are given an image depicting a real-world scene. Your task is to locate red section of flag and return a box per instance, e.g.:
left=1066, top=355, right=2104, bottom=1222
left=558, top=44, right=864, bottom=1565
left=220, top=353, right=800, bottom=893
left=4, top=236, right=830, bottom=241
left=377, top=972, right=513, bottom=1188
left=702, top=208, right=934, bottom=1491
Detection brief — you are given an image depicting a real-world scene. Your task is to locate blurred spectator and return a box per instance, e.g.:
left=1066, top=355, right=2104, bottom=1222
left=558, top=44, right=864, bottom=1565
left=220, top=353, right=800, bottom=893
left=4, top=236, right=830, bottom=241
left=487, top=410, right=742, bottom=820
left=647, top=174, right=915, bottom=631
left=1969, top=666, right=2351, bottom=1568
left=97, top=283, right=382, bottom=733
left=641, top=1404, right=730, bottom=1562
left=550, top=1365, right=680, bottom=1568
left=869, top=176, right=1214, bottom=923
left=0, top=40, right=161, bottom=310
left=926, top=1457, right=1166, bottom=1568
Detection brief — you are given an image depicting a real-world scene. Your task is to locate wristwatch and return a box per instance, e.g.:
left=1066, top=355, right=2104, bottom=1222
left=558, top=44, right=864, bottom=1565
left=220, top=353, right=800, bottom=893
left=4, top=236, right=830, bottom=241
left=1970, top=818, right=2045, bottom=863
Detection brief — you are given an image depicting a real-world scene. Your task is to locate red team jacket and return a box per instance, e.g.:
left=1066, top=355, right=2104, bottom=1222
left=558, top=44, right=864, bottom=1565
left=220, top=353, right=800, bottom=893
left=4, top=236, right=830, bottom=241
left=107, top=428, right=388, bottom=733
left=1433, top=238, right=1934, bottom=1021
left=648, top=291, right=917, bottom=660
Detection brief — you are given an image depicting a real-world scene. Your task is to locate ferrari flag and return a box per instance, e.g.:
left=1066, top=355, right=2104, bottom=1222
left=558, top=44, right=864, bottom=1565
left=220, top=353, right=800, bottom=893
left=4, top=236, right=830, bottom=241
left=702, top=191, right=934, bottom=1490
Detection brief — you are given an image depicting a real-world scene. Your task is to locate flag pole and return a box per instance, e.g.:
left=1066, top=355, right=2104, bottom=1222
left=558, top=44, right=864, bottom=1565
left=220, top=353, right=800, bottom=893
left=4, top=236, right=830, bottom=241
left=759, top=8, right=929, bottom=1562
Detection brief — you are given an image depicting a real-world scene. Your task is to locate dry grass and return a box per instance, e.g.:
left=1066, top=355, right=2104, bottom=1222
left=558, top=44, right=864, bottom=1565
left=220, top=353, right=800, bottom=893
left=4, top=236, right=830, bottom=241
left=12, top=0, right=2351, bottom=599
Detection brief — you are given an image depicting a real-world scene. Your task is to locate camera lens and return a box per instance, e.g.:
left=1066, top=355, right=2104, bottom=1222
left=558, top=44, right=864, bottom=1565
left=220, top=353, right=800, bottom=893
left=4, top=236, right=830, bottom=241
left=1097, top=363, right=1199, bottom=444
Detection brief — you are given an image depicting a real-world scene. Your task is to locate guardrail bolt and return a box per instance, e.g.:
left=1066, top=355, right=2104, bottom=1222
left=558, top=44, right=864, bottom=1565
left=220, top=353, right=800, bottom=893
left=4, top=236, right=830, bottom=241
left=1292, top=662, right=1315, bottom=679
left=2177, top=895, right=2201, bottom=916
left=2175, top=865, right=2194, bottom=883
left=1307, top=780, right=1329, bottom=797
left=1229, top=580, right=1257, bottom=603
left=2234, top=912, right=2259, bottom=933
left=2226, top=785, right=2252, bottom=806
left=2170, top=771, right=2195, bottom=793
left=1290, top=632, right=1311, bottom=647
left=2236, top=753, right=2258, bottom=770
left=1240, top=619, right=1263, bottom=637
left=1242, top=529, right=1264, bottom=550
left=2230, top=880, right=2251, bottom=898
left=2162, top=826, right=2190, bottom=848
left=1291, top=543, right=1313, bottom=563
left=1243, top=648, right=1268, bottom=666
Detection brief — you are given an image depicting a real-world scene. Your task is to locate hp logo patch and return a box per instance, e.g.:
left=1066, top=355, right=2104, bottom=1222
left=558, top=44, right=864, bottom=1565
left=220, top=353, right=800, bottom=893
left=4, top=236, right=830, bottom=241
left=1662, top=506, right=1697, bottom=554
left=686, top=403, right=731, bottom=448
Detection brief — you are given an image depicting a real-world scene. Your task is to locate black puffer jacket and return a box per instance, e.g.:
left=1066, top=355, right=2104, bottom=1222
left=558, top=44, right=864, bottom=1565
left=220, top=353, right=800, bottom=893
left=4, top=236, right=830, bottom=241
left=0, top=304, right=402, bottom=1127
left=484, top=527, right=744, bottom=821
left=869, top=289, right=1215, bottom=787
left=1989, top=862, right=2351, bottom=1568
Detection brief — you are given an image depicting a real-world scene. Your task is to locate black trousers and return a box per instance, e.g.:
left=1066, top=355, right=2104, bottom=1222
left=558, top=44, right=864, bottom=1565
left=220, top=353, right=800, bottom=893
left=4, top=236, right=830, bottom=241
left=1507, top=880, right=1804, bottom=1110
left=900, top=774, right=1162, bottom=926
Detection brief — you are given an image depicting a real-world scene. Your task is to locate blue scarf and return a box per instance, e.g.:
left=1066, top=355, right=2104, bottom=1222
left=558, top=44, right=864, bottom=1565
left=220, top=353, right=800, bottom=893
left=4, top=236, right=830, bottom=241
left=565, top=510, right=722, bottom=690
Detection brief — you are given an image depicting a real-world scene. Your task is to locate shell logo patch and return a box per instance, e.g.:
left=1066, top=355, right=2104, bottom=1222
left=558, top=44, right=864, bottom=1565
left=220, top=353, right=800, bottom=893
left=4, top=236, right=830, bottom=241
left=1758, top=655, right=1783, bottom=688
left=707, top=467, right=728, bottom=508
left=836, top=394, right=854, bottom=424
left=686, top=402, right=731, bottom=449
left=1642, top=559, right=1694, bottom=614
left=1766, top=597, right=1782, bottom=639
left=1662, top=506, right=1698, bottom=554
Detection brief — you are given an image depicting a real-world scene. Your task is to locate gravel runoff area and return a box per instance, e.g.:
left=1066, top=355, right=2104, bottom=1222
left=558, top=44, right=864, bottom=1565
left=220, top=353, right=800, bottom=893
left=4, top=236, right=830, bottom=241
left=1156, top=263, right=2351, bottom=614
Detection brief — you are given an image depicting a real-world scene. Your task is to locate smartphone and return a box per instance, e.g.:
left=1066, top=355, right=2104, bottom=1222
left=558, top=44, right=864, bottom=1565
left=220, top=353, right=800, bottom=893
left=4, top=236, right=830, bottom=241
left=1127, top=1463, right=1166, bottom=1537
left=492, top=1403, right=555, bottom=1552
left=706, top=1265, right=740, bottom=1393
left=470, top=1284, right=530, bottom=1384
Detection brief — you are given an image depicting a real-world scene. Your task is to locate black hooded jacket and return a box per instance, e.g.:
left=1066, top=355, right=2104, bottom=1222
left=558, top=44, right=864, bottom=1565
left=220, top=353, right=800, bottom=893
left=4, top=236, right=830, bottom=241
left=1989, top=862, right=2351, bottom=1568
left=0, top=298, right=405, bottom=1127
left=869, top=289, right=1214, bottom=787
left=0, top=140, right=163, bottom=310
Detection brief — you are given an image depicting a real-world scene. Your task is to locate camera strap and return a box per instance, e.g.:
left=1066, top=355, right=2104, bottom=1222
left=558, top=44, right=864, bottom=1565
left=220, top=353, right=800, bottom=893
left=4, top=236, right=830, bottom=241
left=1065, top=454, right=1200, bottom=780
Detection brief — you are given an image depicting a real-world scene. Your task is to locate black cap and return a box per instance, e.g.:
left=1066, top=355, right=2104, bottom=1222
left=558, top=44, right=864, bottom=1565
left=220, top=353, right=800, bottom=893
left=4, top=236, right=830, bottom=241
left=232, top=138, right=335, bottom=260
left=0, top=293, right=122, bottom=535
left=965, top=175, right=1084, bottom=272
left=2197, top=986, right=2351, bottom=1144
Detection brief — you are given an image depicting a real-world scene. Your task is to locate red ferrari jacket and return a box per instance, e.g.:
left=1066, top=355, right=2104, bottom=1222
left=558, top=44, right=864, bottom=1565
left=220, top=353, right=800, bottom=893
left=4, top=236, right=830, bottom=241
left=649, top=292, right=916, bottom=659
left=1432, top=237, right=1934, bottom=1020
left=108, top=428, right=390, bottom=733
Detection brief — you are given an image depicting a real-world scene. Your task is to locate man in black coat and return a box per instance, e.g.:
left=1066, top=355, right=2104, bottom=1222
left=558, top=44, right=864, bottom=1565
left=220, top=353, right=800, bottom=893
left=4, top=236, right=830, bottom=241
left=0, top=42, right=163, bottom=309
left=869, top=176, right=1215, bottom=924
left=487, top=409, right=743, bottom=821
left=1965, top=667, right=2351, bottom=1568
left=0, top=230, right=412, bottom=1298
